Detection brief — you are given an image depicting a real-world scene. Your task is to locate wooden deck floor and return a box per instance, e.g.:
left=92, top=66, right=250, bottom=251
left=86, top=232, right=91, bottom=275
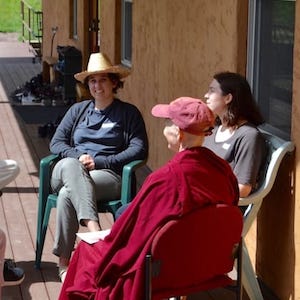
left=0, top=36, right=277, bottom=300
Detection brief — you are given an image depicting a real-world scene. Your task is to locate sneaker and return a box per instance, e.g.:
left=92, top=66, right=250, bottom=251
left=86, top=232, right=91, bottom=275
left=3, top=259, right=25, bottom=286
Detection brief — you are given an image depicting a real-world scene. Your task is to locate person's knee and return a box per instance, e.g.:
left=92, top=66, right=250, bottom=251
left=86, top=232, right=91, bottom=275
left=7, top=160, right=20, bottom=177
left=61, top=157, right=82, bottom=170
left=56, top=158, right=87, bottom=177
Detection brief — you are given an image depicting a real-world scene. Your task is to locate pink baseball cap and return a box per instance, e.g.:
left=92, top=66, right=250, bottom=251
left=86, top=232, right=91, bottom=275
left=151, top=97, right=215, bottom=135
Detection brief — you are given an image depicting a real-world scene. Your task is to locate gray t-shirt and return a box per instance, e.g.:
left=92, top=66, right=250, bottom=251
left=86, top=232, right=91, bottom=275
left=203, top=123, right=267, bottom=189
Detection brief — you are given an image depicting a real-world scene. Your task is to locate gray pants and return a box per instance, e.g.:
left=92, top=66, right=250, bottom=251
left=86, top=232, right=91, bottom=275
left=50, top=157, right=121, bottom=259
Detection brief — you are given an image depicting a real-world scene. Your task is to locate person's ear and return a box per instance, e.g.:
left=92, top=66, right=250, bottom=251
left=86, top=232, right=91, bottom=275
left=224, top=93, right=233, bottom=105
left=112, top=77, right=120, bottom=88
left=177, top=128, right=184, bottom=141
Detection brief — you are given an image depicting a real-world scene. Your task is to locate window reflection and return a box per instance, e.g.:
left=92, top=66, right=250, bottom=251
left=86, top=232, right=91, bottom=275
left=248, top=0, right=295, bottom=139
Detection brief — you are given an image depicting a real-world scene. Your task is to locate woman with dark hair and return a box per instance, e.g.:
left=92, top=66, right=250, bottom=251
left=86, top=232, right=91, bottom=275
left=204, top=71, right=267, bottom=198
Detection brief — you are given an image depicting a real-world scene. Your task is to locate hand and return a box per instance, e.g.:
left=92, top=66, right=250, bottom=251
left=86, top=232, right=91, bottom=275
left=79, top=154, right=95, bottom=171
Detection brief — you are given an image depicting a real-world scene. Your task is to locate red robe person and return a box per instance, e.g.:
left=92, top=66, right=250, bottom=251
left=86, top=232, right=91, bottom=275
left=59, top=147, right=239, bottom=300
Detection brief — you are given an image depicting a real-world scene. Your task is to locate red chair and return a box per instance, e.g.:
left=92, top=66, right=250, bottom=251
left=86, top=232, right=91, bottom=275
left=145, top=204, right=243, bottom=300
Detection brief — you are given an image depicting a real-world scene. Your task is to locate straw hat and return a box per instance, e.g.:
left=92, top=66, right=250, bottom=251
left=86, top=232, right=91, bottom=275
left=74, top=52, right=130, bottom=83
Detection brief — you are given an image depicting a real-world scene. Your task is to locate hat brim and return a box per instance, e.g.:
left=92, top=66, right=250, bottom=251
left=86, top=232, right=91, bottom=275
left=74, top=65, right=130, bottom=83
left=151, top=104, right=170, bottom=118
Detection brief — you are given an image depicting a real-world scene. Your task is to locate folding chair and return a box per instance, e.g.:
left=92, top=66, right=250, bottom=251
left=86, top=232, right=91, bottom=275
left=35, top=154, right=146, bottom=269
left=238, top=130, right=295, bottom=299
left=145, top=204, right=243, bottom=300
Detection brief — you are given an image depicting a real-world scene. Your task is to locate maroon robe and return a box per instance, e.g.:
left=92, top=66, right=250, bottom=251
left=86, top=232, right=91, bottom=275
left=59, top=147, right=239, bottom=300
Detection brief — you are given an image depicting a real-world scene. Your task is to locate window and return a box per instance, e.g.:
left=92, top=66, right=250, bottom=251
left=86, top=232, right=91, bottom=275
left=247, top=0, right=295, bottom=140
left=121, top=0, right=132, bottom=67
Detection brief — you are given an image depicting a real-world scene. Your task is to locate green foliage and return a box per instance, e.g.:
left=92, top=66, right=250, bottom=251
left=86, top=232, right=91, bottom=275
left=0, top=0, right=41, bottom=33
left=273, top=1, right=295, bottom=26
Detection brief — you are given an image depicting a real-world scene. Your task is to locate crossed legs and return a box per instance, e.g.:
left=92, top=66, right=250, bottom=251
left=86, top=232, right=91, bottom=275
left=51, top=158, right=121, bottom=274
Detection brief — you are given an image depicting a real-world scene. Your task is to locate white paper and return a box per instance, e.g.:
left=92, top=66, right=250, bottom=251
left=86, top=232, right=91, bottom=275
left=76, top=229, right=111, bottom=244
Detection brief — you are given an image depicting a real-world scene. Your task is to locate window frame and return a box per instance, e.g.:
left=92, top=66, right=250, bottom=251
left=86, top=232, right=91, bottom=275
left=246, top=0, right=295, bottom=140
left=70, top=0, right=78, bottom=40
left=121, top=0, right=133, bottom=67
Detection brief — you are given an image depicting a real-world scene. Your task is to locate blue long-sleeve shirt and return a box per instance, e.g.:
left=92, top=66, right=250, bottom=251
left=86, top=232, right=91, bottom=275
left=50, top=99, right=148, bottom=175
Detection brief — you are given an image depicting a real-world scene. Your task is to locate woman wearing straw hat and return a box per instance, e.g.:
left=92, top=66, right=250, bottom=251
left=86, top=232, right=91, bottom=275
left=49, top=52, right=148, bottom=281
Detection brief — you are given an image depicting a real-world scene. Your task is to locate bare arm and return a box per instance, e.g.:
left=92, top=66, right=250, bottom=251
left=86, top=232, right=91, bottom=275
left=239, top=183, right=252, bottom=198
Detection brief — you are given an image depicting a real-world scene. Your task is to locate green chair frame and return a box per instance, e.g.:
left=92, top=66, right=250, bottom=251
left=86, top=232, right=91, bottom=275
left=35, top=154, right=145, bottom=269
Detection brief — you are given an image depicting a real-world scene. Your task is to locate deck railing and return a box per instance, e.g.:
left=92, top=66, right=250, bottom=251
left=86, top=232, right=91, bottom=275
left=20, top=0, right=43, bottom=58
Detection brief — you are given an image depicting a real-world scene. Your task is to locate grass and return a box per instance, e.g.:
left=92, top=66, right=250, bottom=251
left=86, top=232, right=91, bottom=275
left=0, top=0, right=41, bottom=33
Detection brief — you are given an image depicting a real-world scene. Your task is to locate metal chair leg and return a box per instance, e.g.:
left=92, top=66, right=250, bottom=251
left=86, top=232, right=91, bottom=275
left=242, top=243, right=264, bottom=300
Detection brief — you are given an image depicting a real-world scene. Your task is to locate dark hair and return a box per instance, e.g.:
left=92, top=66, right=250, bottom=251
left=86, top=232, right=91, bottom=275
left=84, top=73, right=124, bottom=94
left=213, top=71, right=264, bottom=126
left=107, top=73, right=124, bottom=93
